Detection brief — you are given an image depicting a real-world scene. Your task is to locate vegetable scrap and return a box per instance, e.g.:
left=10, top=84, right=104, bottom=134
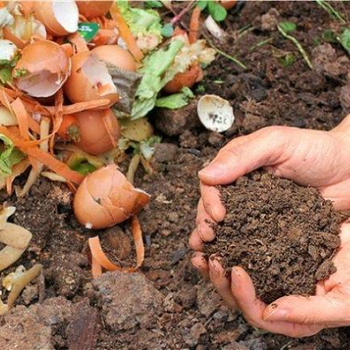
left=0, top=206, right=40, bottom=314
left=0, top=0, right=223, bottom=278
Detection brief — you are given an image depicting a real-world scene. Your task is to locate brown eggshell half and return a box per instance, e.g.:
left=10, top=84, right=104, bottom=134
left=63, top=51, right=119, bottom=105
left=91, top=45, right=137, bottom=72
left=33, top=0, right=79, bottom=37
left=74, top=109, right=120, bottom=155
left=73, top=165, right=150, bottom=229
left=14, top=40, right=70, bottom=98
left=77, top=1, right=113, bottom=19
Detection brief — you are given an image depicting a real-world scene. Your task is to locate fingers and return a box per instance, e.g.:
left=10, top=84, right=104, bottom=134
left=208, top=258, right=238, bottom=309
left=230, top=267, right=323, bottom=337
left=200, top=182, right=225, bottom=222
left=191, top=252, right=209, bottom=279
left=189, top=228, right=204, bottom=251
left=262, top=291, right=349, bottom=327
left=198, top=127, right=288, bottom=186
left=196, top=199, right=216, bottom=242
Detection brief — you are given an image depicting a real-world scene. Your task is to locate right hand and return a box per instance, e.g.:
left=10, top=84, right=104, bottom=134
left=190, top=121, right=350, bottom=269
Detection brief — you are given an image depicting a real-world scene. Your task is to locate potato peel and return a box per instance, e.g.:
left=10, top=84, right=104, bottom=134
left=0, top=223, right=32, bottom=250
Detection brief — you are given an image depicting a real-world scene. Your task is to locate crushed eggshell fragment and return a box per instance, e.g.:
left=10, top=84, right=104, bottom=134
left=197, top=95, right=235, bottom=132
left=0, top=39, right=18, bottom=61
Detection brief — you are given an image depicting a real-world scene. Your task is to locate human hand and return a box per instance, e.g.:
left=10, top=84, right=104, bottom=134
left=190, top=123, right=350, bottom=251
left=191, top=222, right=350, bottom=337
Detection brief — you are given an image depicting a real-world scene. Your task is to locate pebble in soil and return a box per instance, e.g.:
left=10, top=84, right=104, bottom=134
left=205, top=171, right=348, bottom=304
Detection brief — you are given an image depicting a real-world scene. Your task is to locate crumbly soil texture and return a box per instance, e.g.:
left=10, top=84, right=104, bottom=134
left=2, top=1, right=350, bottom=350
left=205, top=171, right=346, bottom=304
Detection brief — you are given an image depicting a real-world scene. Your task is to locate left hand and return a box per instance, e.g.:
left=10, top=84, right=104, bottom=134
left=192, top=222, right=350, bottom=338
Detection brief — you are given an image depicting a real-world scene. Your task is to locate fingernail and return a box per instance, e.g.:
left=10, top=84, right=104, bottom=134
left=231, top=267, right=240, bottom=287
left=199, top=163, right=223, bottom=180
left=264, top=306, right=289, bottom=321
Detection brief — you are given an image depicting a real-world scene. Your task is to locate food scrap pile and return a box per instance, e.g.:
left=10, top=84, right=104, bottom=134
left=0, top=0, right=221, bottom=306
left=205, top=171, right=347, bottom=304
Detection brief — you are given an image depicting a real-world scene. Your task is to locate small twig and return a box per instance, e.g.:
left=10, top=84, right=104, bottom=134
left=315, top=0, right=346, bottom=24
left=250, top=37, right=274, bottom=51
left=170, top=0, right=196, bottom=26
left=277, top=24, right=313, bottom=70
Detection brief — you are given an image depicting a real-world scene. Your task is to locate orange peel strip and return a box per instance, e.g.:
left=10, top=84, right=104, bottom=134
left=110, top=4, right=144, bottom=62
left=0, top=126, right=84, bottom=184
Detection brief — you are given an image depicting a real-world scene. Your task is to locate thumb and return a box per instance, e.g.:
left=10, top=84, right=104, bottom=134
left=198, top=128, right=286, bottom=185
left=263, top=292, right=347, bottom=326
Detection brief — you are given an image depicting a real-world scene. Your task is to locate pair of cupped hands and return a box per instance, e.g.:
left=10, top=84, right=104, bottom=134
left=190, top=118, right=350, bottom=338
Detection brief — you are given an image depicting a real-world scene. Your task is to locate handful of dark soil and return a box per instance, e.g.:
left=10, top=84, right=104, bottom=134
left=205, top=171, right=348, bottom=304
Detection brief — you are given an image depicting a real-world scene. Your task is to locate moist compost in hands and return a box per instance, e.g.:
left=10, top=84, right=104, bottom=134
left=205, top=171, right=347, bottom=304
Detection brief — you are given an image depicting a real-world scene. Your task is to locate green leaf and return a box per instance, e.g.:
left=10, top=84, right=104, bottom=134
left=0, top=67, right=12, bottom=85
left=278, top=22, right=297, bottom=33
left=197, top=0, right=208, bottom=10
left=131, top=39, right=184, bottom=119
left=338, top=28, right=350, bottom=55
left=72, top=162, right=97, bottom=175
left=0, top=134, right=25, bottom=176
left=13, top=68, right=28, bottom=78
left=208, top=1, right=227, bottom=22
left=144, top=0, right=163, bottom=8
left=161, top=23, right=174, bottom=37
left=322, top=29, right=337, bottom=43
left=155, top=87, right=195, bottom=109
left=279, top=52, right=296, bottom=67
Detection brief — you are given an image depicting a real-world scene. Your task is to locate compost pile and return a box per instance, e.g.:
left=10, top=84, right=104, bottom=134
left=205, top=171, right=347, bottom=304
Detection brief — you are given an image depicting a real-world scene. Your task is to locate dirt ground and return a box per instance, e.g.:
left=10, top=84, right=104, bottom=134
left=1, top=1, right=350, bottom=349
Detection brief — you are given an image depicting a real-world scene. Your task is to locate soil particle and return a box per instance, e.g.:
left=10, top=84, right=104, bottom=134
left=261, top=8, right=280, bottom=31
left=196, top=282, right=222, bottom=318
left=21, top=284, right=38, bottom=305
left=91, top=271, right=164, bottom=331
left=154, top=100, right=200, bottom=136
left=339, top=84, right=350, bottom=111
left=152, top=143, right=179, bottom=163
left=222, top=343, right=249, bottom=350
left=205, top=171, right=346, bottom=304
left=67, top=303, right=99, bottom=350
left=0, top=297, right=74, bottom=350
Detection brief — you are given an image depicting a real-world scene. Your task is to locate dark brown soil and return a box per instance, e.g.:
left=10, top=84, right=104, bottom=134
left=2, top=1, right=350, bottom=350
left=205, top=171, right=346, bottom=304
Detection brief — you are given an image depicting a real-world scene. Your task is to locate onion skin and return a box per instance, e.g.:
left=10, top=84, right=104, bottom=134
left=74, top=109, right=120, bottom=155
left=164, top=65, right=203, bottom=94
left=91, top=45, right=137, bottom=72
left=73, top=165, right=150, bottom=229
left=63, top=51, right=119, bottom=105
left=220, top=0, right=237, bottom=10
left=77, top=1, right=113, bottom=19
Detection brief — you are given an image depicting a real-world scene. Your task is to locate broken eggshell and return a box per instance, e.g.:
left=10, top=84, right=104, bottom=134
left=63, top=51, right=119, bottom=106
left=73, top=165, right=150, bottom=229
left=197, top=95, right=235, bottom=132
left=0, top=40, right=18, bottom=61
left=33, top=0, right=79, bottom=37
left=14, top=40, right=70, bottom=98
left=74, top=108, right=120, bottom=155
left=76, top=0, right=113, bottom=19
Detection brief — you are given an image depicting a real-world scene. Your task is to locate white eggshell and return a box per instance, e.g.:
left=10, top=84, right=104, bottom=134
left=197, top=95, right=235, bottom=132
